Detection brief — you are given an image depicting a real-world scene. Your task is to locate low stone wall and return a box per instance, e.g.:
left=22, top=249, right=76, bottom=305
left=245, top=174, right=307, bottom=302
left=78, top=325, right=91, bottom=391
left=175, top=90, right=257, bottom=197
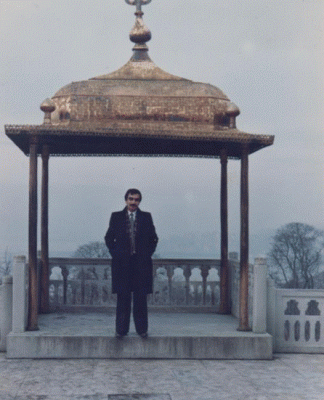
left=0, top=256, right=28, bottom=351
left=0, top=276, right=13, bottom=351
left=267, top=282, right=324, bottom=353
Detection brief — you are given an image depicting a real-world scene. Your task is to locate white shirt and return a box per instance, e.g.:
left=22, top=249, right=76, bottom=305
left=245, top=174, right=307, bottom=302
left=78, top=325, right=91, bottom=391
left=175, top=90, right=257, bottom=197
left=128, top=210, right=137, bottom=219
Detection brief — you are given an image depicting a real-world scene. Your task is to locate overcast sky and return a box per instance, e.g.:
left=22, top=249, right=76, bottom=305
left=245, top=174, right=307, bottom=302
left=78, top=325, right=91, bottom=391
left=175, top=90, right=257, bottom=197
left=0, top=0, right=323, bottom=258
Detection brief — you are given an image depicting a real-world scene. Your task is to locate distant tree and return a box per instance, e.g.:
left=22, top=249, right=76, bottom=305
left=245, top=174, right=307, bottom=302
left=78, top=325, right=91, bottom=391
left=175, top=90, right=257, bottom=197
left=268, top=223, right=324, bottom=288
left=0, top=249, right=13, bottom=280
left=74, top=241, right=110, bottom=258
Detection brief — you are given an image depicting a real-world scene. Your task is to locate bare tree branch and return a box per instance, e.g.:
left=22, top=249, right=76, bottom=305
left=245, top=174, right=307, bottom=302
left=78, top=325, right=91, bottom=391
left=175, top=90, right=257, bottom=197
left=74, top=241, right=110, bottom=259
left=0, top=248, right=13, bottom=281
left=268, top=223, right=324, bottom=288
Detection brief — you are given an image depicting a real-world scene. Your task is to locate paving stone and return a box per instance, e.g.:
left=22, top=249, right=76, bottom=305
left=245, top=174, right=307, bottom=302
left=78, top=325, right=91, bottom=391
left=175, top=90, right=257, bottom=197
left=1, top=353, right=324, bottom=400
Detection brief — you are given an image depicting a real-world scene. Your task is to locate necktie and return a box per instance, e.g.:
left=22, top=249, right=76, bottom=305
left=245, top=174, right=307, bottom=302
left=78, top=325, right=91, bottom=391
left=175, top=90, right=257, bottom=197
left=130, top=213, right=136, bottom=254
left=130, top=212, right=134, bottom=228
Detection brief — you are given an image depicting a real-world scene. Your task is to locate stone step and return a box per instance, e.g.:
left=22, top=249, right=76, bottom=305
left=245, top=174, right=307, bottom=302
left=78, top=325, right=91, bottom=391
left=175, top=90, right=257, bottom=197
left=6, top=312, right=272, bottom=360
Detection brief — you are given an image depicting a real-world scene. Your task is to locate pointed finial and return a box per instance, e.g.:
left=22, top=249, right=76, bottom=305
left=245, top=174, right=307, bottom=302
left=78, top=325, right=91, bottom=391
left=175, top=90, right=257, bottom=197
left=126, top=0, right=152, bottom=59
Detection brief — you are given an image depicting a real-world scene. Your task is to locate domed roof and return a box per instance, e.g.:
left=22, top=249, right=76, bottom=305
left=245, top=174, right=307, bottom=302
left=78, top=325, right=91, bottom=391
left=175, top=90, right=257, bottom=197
left=5, top=1, right=274, bottom=158
left=50, top=5, right=233, bottom=130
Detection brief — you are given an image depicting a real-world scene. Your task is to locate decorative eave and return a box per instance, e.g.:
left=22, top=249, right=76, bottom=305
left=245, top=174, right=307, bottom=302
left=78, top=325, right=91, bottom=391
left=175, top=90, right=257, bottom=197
left=5, top=124, right=274, bottom=159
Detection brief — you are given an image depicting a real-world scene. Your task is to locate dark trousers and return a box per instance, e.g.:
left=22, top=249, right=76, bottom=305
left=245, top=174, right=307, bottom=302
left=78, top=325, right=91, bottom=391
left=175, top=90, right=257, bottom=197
left=115, top=254, right=148, bottom=335
left=116, top=292, right=148, bottom=335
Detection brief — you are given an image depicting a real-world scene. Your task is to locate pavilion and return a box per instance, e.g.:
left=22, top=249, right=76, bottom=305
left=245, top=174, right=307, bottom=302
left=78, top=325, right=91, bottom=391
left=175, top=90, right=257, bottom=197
left=5, top=0, right=274, bottom=334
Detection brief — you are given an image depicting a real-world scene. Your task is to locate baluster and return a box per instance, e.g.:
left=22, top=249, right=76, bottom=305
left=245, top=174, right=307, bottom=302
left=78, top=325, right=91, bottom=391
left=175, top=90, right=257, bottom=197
left=211, top=282, right=215, bottom=306
left=183, top=265, right=191, bottom=305
left=54, top=282, right=59, bottom=306
left=80, top=267, right=85, bottom=305
left=152, top=262, right=158, bottom=305
left=48, top=263, right=52, bottom=306
left=200, top=265, right=210, bottom=305
left=194, top=282, right=199, bottom=305
left=166, top=265, right=174, bottom=305
left=61, top=266, right=69, bottom=305
left=153, top=262, right=158, bottom=279
left=72, top=282, right=77, bottom=305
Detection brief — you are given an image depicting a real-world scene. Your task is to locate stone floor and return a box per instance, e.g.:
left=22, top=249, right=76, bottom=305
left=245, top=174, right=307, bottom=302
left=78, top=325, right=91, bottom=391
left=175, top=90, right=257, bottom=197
left=24, top=311, right=245, bottom=336
left=0, top=353, right=324, bottom=400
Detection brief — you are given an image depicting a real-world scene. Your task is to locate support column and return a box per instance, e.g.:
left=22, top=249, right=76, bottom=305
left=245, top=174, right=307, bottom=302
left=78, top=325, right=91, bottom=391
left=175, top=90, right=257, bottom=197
left=40, top=145, right=50, bottom=313
left=219, top=148, right=230, bottom=314
left=238, top=144, right=250, bottom=331
left=27, top=137, right=39, bottom=331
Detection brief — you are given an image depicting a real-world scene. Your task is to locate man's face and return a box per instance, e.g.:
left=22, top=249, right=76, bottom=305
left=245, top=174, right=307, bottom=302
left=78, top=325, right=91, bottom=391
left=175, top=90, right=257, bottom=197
left=126, top=193, right=141, bottom=212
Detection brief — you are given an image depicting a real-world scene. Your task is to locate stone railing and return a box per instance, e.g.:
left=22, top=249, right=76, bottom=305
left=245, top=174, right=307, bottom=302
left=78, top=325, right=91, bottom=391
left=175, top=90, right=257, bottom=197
left=48, top=258, right=221, bottom=312
left=0, top=276, right=13, bottom=351
left=267, top=281, right=324, bottom=353
left=0, top=256, right=28, bottom=351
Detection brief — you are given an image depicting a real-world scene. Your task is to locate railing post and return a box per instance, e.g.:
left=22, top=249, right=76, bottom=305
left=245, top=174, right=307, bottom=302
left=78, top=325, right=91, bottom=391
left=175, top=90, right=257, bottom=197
left=211, top=283, right=216, bottom=306
left=12, top=256, right=28, bottom=333
left=61, top=266, right=69, bottom=305
left=72, top=282, right=77, bottom=305
left=0, top=276, right=13, bottom=351
left=183, top=265, right=191, bottom=305
left=80, top=267, right=86, bottom=305
left=53, top=282, right=59, bottom=307
left=200, top=265, right=210, bottom=306
left=193, top=283, right=199, bottom=304
left=151, top=262, right=158, bottom=305
left=252, top=257, right=268, bottom=333
left=166, top=266, right=174, bottom=305
left=267, top=276, right=277, bottom=348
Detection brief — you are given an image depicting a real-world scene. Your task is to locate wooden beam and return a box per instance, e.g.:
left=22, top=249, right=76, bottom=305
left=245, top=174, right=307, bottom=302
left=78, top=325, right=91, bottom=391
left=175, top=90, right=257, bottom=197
left=219, top=148, right=230, bottom=314
left=27, top=137, right=39, bottom=331
left=40, top=145, right=50, bottom=313
left=238, top=144, right=251, bottom=331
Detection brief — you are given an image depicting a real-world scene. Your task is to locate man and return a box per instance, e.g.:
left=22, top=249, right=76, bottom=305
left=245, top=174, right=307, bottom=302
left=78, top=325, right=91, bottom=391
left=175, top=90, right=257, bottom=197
left=105, top=189, right=158, bottom=338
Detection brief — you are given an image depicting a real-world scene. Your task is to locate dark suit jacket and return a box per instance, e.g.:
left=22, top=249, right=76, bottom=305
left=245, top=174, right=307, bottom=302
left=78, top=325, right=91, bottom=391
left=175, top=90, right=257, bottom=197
left=105, top=207, right=158, bottom=294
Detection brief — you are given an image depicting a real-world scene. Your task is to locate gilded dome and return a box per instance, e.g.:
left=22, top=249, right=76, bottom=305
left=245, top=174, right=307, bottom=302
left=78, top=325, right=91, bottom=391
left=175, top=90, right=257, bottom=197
left=50, top=5, right=237, bottom=130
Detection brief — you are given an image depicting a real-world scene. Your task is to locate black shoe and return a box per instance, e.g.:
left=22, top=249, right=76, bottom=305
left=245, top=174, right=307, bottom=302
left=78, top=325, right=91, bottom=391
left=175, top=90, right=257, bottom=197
left=138, top=332, right=148, bottom=339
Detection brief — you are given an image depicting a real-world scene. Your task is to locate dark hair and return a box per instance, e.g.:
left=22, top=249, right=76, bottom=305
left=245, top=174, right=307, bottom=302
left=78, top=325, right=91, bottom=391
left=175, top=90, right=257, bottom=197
left=124, top=188, right=142, bottom=202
